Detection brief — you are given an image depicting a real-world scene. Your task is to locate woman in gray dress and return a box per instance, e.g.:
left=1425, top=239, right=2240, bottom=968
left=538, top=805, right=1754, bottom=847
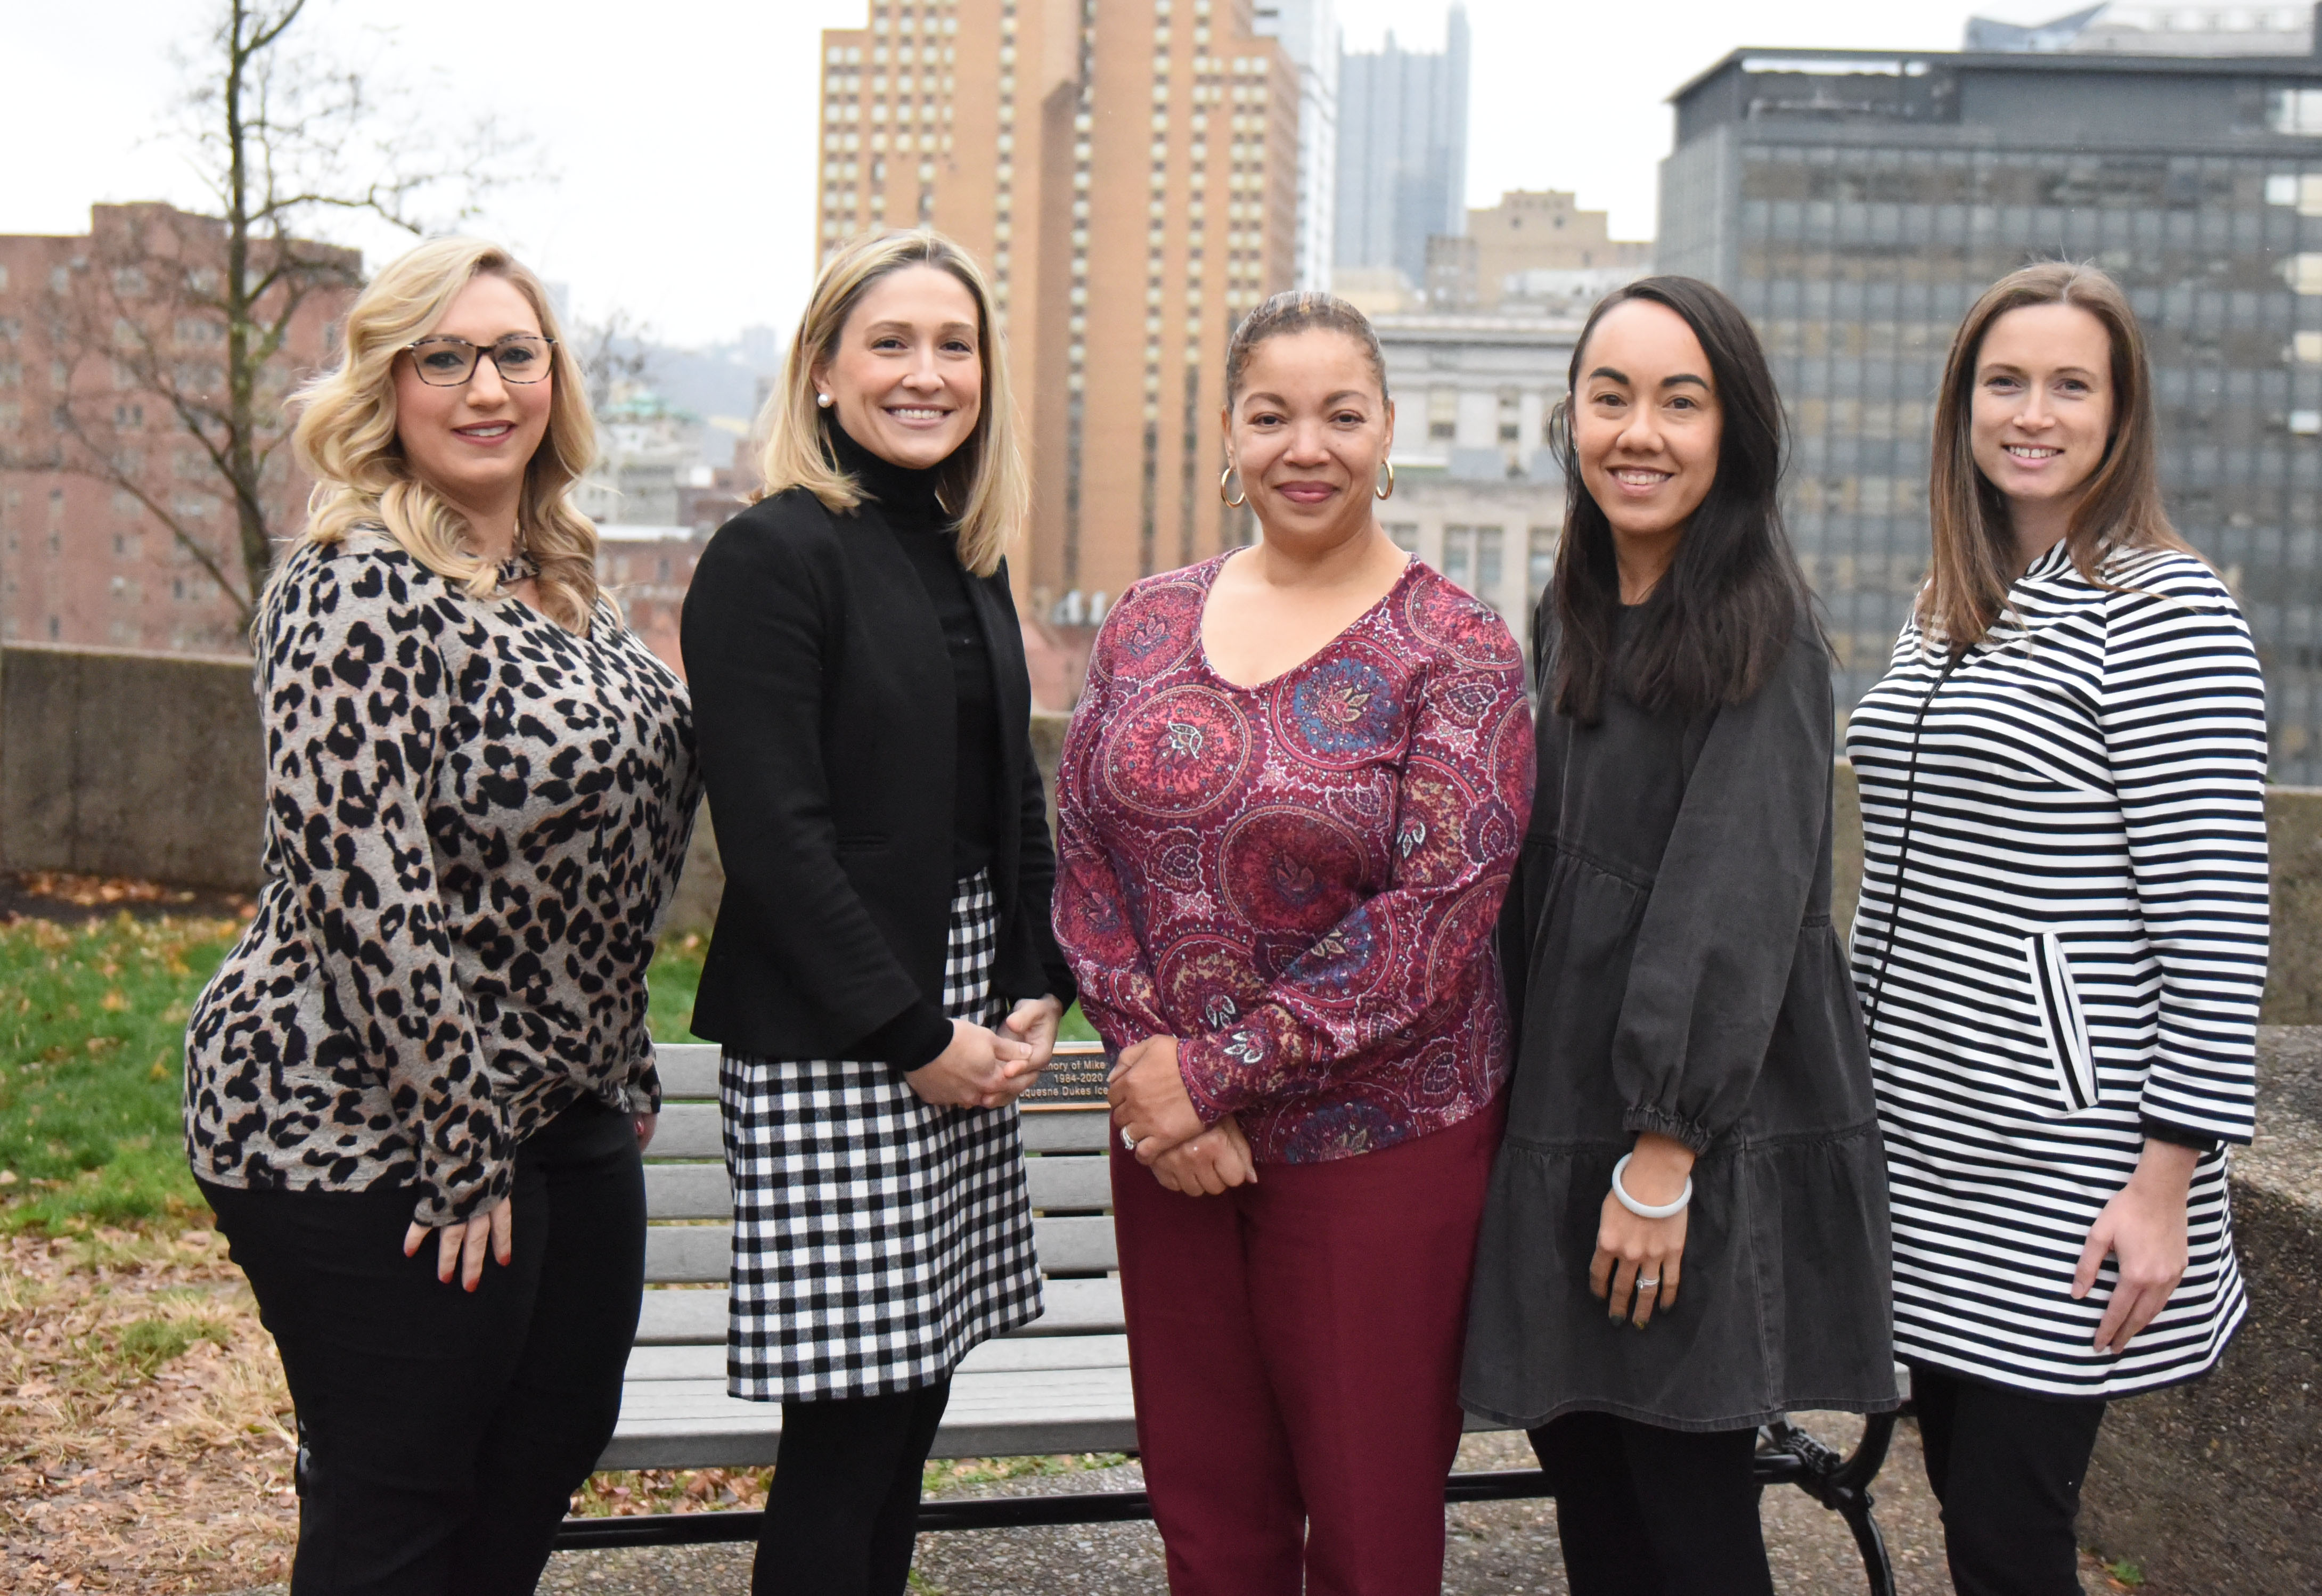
left=1461, top=277, right=1896, bottom=1594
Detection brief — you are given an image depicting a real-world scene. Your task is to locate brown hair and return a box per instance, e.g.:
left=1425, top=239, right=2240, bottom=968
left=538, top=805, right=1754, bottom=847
left=1921, top=260, right=2192, bottom=650
left=1223, top=291, right=1388, bottom=406
left=753, top=228, right=1026, bottom=578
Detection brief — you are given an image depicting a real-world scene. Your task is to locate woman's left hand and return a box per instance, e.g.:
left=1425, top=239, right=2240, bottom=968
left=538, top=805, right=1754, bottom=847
left=2075, top=1139, right=2198, bottom=1355
left=1001, top=996, right=1065, bottom=1082
left=1591, top=1133, right=1695, bottom=1329
left=1109, top=1035, right=1205, bottom=1162
left=634, top=1111, right=658, bottom=1153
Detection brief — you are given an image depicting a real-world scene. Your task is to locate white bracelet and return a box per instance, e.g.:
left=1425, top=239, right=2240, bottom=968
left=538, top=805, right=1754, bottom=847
left=1611, top=1152, right=1693, bottom=1219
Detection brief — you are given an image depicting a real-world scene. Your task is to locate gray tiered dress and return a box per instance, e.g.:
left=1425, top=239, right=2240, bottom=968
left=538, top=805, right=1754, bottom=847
left=1461, top=608, right=1898, bottom=1433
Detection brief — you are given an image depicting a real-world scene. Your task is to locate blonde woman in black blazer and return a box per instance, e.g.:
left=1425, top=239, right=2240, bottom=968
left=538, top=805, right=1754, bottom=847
left=681, top=229, right=1074, bottom=1596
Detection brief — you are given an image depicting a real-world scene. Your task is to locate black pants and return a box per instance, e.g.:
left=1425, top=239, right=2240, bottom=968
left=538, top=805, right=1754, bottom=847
left=1909, top=1361, right=2109, bottom=1596
left=202, top=1096, right=645, bottom=1596
left=754, top=1379, right=953, bottom=1596
left=1528, top=1411, right=1773, bottom=1596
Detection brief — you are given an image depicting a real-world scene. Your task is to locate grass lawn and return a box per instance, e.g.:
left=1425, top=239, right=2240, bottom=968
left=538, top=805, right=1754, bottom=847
left=2, top=915, right=1093, bottom=1235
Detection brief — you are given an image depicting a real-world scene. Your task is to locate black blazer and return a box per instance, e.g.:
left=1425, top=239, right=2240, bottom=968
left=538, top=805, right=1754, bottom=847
left=680, top=486, right=1075, bottom=1061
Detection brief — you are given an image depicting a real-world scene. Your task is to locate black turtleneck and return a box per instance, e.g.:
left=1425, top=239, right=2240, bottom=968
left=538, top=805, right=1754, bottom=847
left=828, top=420, right=1000, bottom=1071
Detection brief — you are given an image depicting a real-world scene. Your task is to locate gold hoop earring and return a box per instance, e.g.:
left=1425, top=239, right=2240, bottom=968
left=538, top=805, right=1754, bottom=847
left=1375, top=459, right=1395, bottom=501
left=1219, top=462, right=1248, bottom=509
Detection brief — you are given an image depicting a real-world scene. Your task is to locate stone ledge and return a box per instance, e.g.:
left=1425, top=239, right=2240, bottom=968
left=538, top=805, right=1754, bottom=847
left=2077, top=1026, right=2322, bottom=1593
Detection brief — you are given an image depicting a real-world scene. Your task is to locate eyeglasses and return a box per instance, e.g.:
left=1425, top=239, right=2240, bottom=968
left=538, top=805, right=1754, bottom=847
left=402, top=334, right=557, bottom=387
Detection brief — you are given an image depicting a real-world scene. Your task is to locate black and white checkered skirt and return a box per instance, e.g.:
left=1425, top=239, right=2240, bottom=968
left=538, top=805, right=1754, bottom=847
left=719, top=871, right=1044, bottom=1402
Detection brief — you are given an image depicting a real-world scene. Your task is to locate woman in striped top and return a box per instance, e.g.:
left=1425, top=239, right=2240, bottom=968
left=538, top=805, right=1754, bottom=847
left=1847, top=262, right=2267, bottom=1596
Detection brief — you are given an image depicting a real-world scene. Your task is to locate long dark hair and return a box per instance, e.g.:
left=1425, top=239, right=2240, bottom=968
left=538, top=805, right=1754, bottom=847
left=1550, top=276, right=1813, bottom=725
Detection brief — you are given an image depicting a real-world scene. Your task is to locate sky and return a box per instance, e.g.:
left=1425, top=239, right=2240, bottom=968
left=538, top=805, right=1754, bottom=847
left=3, top=0, right=2080, bottom=348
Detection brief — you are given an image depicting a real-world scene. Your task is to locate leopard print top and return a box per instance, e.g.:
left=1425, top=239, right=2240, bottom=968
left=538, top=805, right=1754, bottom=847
left=185, top=533, right=701, bottom=1226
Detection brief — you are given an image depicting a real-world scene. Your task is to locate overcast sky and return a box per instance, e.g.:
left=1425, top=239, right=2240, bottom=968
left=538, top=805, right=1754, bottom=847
left=5, top=1, right=2074, bottom=347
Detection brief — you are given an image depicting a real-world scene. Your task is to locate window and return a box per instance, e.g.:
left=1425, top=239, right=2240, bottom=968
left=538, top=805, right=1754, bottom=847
left=1528, top=525, right=1558, bottom=601
left=1440, top=525, right=1505, bottom=604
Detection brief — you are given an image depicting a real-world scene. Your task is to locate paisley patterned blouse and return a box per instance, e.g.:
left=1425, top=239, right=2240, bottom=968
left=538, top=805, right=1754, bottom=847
left=1053, top=553, right=1533, bottom=1164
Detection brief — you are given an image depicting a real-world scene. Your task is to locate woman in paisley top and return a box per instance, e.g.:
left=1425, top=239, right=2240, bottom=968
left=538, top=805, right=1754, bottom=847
left=1054, top=292, right=1533, bottom=1594
left=183, top=239, right=699, bottom=1595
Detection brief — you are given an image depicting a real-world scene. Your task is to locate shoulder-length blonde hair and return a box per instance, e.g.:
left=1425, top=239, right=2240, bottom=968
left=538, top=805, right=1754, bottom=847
left=1921, top=260, right=2192, bottom=650
left=754, top=229, right=1025, bottom=578
left=286, top=236, right=602, bottom=632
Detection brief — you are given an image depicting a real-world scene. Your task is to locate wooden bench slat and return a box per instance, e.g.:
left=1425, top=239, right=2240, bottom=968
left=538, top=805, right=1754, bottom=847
left=640, top=1151, right=1115, bottom=1222
left=644, top=1163, right=730, bottom=1221
left=600, top=1365, right=1143, bottom=1471
left=1026, top=1153, right=1110, bottom=1210
left=1020, top=1110, right=1113, bottom=1155
left=647, top=1102, right=722, bottom=1159
left=622, top=1333, right=1132, bottom=1385
left=656, top=1045, right=722, bottom=1101
left=643, top=1215, right=1119, bottom=1284
left=634, top=1276, right=1127, bottom=1345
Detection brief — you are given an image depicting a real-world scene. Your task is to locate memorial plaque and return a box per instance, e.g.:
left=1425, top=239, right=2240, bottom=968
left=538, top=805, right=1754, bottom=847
left=1020, top=1041, right=1111, bottom=1109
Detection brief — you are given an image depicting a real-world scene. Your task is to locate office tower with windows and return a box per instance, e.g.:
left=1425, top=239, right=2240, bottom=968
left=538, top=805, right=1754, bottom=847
left=1255, top=0, right=1339, bottom=290
left=1662, top=44, right=2322, bottom=778
left=815, top=0, right=1299, bottom=633
left=1334, top=5, right=1469, bottom=294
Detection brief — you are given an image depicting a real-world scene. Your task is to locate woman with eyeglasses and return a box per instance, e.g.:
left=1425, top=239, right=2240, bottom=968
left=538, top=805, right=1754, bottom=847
left=184, top=237, right=700, bottom=1594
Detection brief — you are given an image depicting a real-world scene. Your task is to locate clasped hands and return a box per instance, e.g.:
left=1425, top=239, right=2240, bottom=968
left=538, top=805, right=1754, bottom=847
left=1109, top=1034, right=1256, bottom=1196
left=905, top=996, right=1065, bottom=1108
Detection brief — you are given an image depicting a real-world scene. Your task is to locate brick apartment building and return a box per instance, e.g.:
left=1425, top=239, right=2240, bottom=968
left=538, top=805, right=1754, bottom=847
left=814, top=0, right=1303, bottom=627
left=0, top=203, right=355, bottom=656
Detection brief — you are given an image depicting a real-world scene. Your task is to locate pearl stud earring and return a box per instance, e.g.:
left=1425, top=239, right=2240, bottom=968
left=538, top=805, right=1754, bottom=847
left=816, top=392, right=833, bottom=408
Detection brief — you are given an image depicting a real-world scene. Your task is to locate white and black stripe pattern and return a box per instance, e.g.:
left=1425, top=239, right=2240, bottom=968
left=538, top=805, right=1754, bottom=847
left=721, top=871, right=1043, bottom=1402
left=1846, top=541, right=2268, bottom=1398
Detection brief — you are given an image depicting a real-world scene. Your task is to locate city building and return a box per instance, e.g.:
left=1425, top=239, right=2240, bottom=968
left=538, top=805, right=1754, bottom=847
left=598, top=526, right=706, bottom=675
left=1661, top=41, right=2322, bottom=777
left=0, top=204, right=351, bottom=654
left=813, top=0, right=1301, bottom=636
left=1334, top=6, right=1470, bottom=298
left=1456, top=189, right=1651, bottom=310
left=1376, top=311, right=1575, bottom=633
left=1255, top=0, right=1339, bottom=290
left=1966, top=3, right=2313, bottom=55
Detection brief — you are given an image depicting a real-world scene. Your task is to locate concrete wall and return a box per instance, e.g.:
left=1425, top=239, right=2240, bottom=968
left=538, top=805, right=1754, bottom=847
left=7, top=645, right=2321, bottom=1026
left=2077, top=1027, right=2322, bottom=1594
left=0, top=643, right=266, bottom=891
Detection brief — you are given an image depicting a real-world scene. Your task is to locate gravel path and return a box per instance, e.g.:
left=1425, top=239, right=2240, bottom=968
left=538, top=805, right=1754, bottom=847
left=531, top=1414, right=1981, bottom=1595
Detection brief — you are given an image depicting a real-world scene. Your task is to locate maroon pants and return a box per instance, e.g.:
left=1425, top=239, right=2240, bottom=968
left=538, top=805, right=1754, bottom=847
left=1110, top=1103, right=1502, bottom=1596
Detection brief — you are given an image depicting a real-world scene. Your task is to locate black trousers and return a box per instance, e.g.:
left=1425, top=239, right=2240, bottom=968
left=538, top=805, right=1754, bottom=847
left=754, top=1379, right=953, bottom=1596
left=202, top=1096, right=645, bottom=1596
left=1909, top=1361, right=2109, bottom=1596
left=1528, top=1411, right=1774, bottom=1596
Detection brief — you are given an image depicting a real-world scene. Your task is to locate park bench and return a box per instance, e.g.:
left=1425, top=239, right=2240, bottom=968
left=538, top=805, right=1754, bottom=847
left=554, top=1040, right=1904, bottom=1594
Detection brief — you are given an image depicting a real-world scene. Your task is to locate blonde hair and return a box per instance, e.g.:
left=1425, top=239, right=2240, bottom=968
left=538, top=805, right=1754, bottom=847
left=754, top=229, right=1025, bottom=578
left=287, top=236, right=602, bottom=633
left=1922, top=260, right=2193, bottom=650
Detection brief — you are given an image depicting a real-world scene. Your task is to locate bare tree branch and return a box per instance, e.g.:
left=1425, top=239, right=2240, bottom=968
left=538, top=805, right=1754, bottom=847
left=6, top=0, right=535, bottom=634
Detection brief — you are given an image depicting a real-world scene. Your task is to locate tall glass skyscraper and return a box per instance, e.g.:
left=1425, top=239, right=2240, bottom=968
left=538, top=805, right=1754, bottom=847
left=1662, top=44, right=2322, bottom=780
left=1334, top=5, right=1469, bottom=291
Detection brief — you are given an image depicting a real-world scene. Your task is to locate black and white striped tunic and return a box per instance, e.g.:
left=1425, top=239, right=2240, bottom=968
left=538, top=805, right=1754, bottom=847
left=1846, top=541, right=2267, bottom=1398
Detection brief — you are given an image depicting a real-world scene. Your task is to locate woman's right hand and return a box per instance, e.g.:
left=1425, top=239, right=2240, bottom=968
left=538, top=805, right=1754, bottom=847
left=905, top=1019, right=1035, bottom=1109
left=1150, top=1113, right=1258, bottom=1196
left=403, top=1194, right=513, bottom=1292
